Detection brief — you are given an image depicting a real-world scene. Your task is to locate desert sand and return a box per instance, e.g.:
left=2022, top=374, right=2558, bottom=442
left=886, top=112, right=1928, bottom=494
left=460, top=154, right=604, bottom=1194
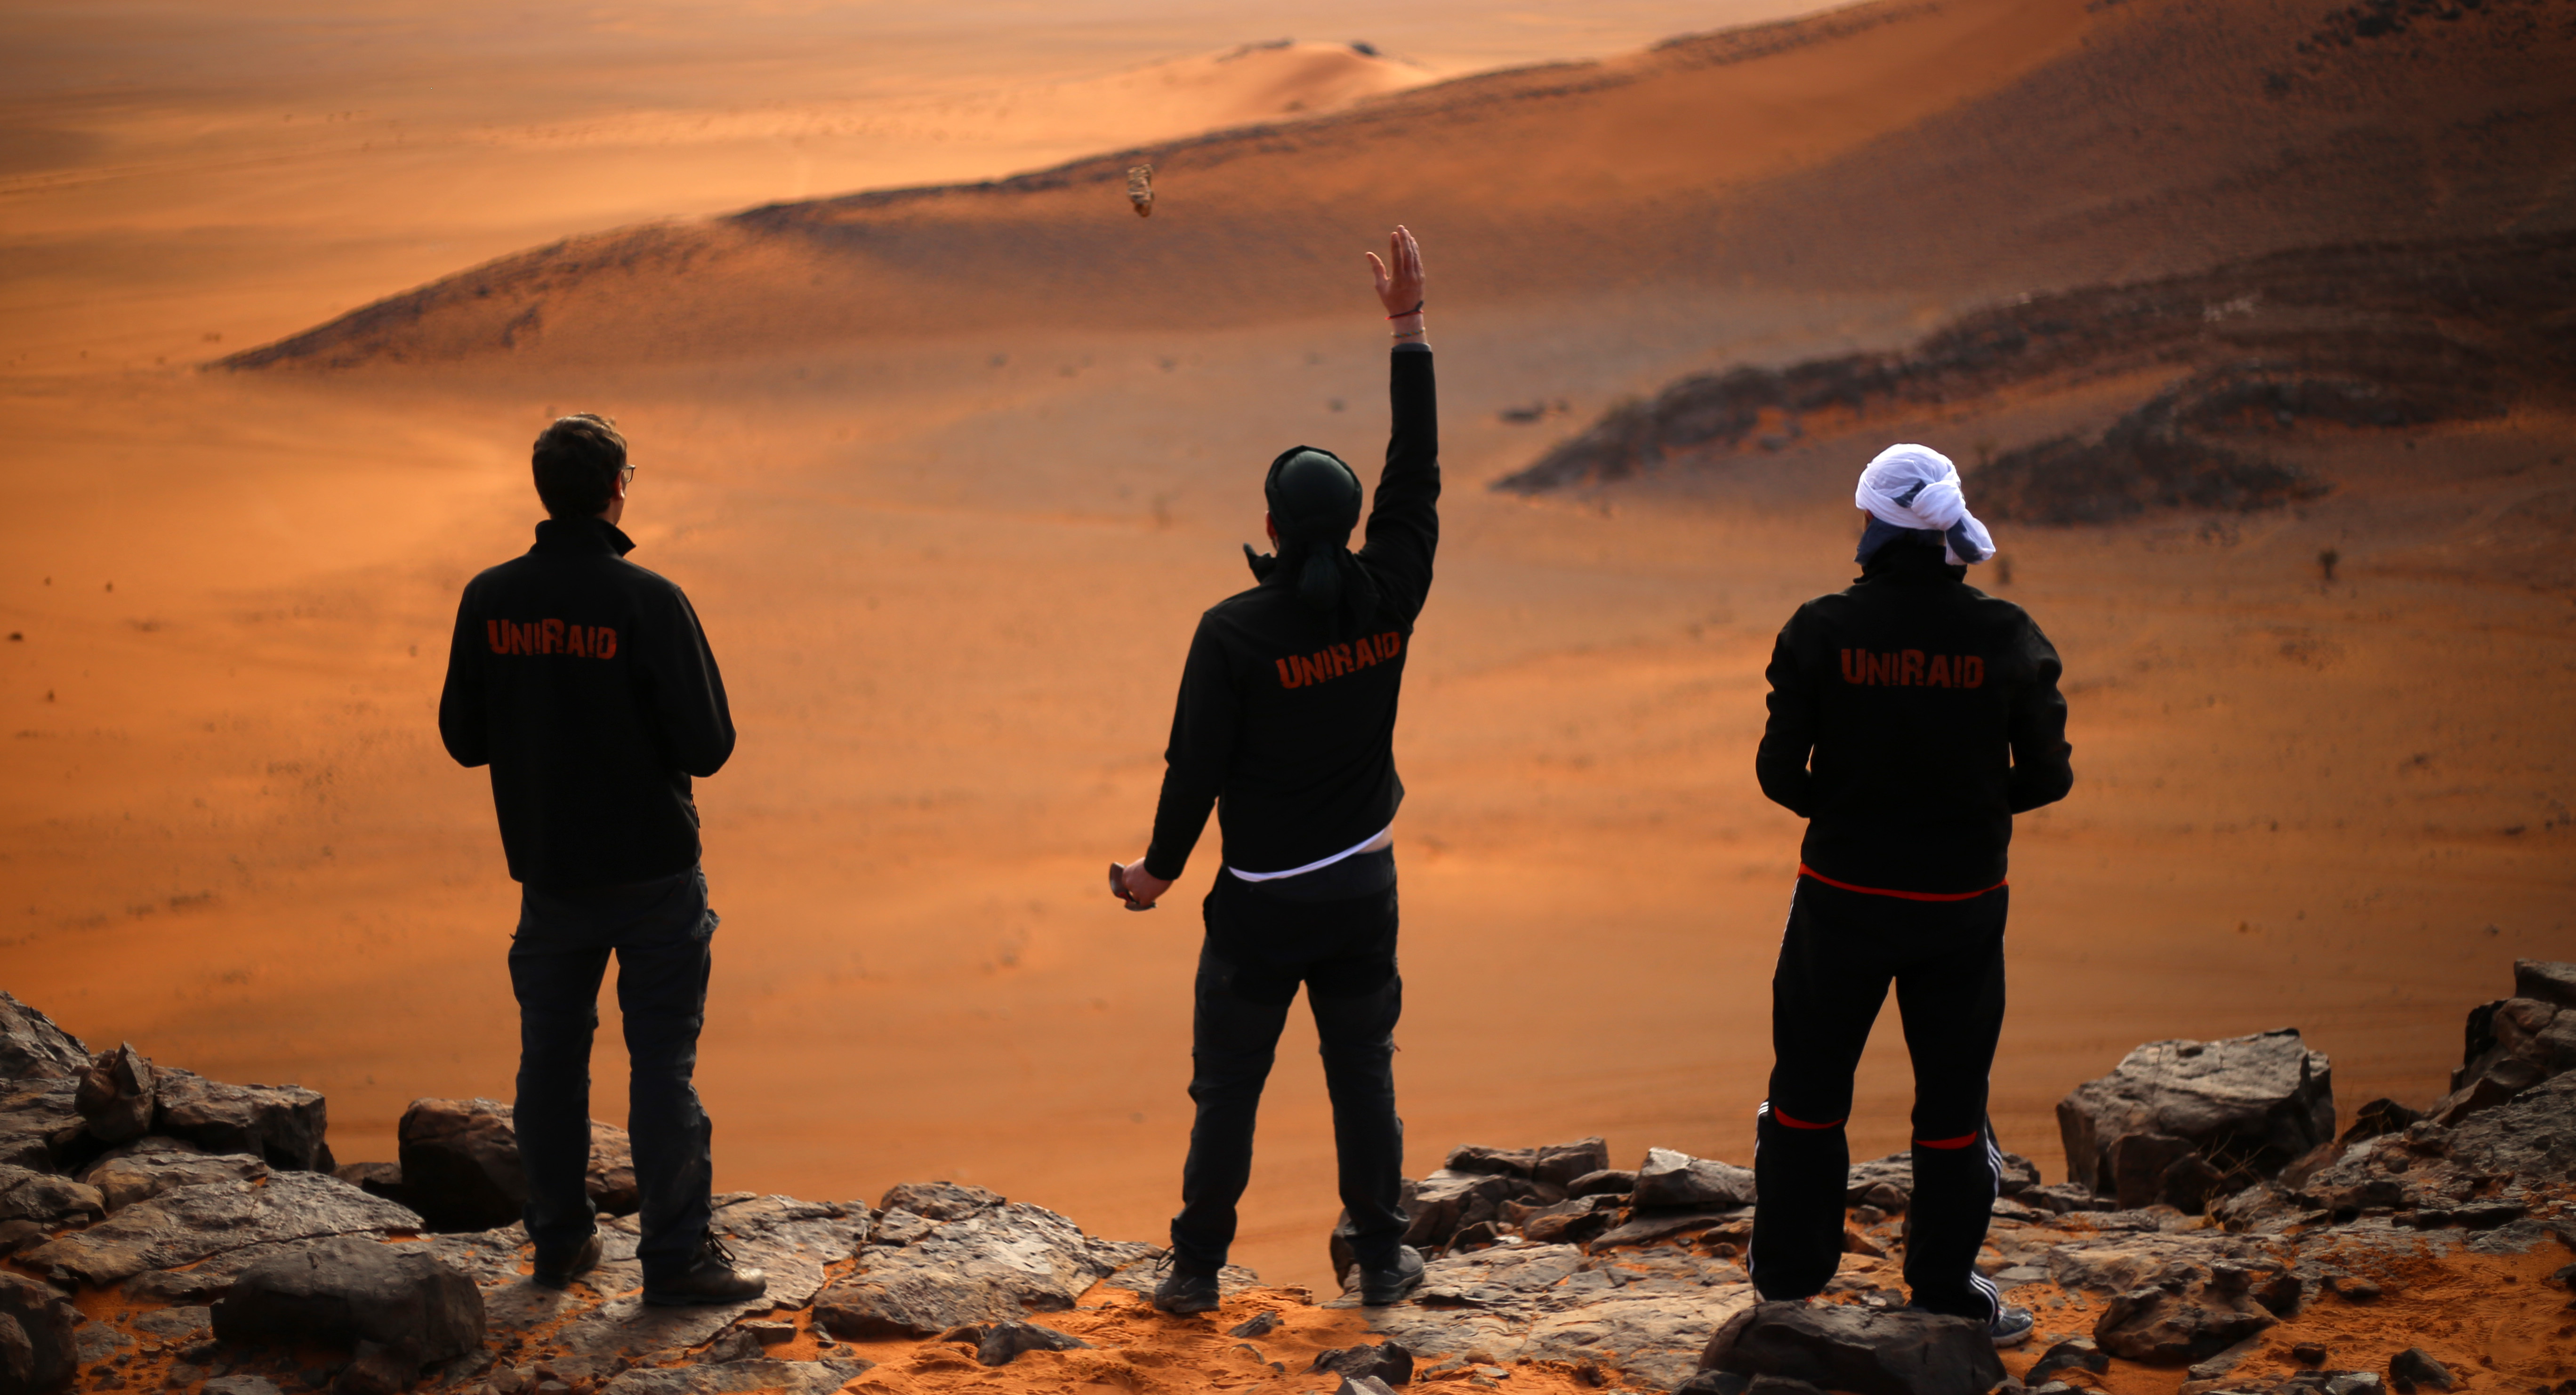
left=3, top=0, right=2572, bottom=1309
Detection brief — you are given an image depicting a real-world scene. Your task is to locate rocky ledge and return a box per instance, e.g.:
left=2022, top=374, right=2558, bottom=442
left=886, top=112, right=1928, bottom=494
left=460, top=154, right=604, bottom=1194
left=2, top=962, right=2573, bottom=1395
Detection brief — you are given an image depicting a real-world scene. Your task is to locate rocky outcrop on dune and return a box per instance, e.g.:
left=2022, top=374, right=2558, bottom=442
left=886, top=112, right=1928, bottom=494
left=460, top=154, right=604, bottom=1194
left=1494, top=230, right=2576, bottom=521
left=4, top=966, right=2574, bottom=1393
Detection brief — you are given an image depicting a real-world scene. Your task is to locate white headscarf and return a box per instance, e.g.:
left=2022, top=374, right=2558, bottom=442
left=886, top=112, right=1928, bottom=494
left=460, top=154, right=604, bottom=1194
left=1853, top=443, right=1995, bottom=566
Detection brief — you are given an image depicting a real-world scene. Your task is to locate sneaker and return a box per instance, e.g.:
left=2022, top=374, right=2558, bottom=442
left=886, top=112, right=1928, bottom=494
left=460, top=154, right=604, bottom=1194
left=1356, top=1245, right=1426, bottom=1306
left=530, top=1229, right=602, bottom=1291
left=642, top=1234, right=768, bottom=1307
left=1988, top=1303, right=2037, bottom=1348
left=1151, top=1256, right=1223, bottom=1315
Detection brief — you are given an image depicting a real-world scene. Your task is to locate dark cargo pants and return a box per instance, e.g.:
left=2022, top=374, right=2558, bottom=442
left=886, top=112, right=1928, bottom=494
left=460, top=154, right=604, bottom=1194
left=510, top=865, right=718, bottom=1289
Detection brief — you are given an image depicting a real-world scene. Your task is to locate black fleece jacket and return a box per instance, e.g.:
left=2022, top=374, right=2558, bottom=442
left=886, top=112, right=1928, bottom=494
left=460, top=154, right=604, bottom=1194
left=1755, top=541, right=2072, bottom=895
left=1145, top=345, right=1439, bottom=881
left=439, top=517, right=735, bottom=889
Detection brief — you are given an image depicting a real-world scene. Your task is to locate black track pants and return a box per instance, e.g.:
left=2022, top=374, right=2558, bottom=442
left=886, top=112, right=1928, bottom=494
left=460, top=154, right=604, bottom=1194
left=1170, top=861, right=1409, bottom=1275
left=1749, top=875, right=2008, bottom=1319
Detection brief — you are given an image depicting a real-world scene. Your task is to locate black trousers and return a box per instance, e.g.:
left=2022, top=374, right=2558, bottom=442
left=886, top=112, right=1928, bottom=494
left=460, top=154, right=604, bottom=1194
left=509, top=866, right=718, bottom=1288
left=1169, top=853, right=1409, bottom=1275
left=1749, top=875, right=2008, bottom=1319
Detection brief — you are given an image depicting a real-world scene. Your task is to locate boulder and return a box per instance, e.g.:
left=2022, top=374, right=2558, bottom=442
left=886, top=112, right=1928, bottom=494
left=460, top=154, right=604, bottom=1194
left=1700, top=1300, right=2004, bottom=1395
left=0, top=1271, right=77, bottom=1395
left=71, top=1044, right=154, bottom=1145
left=0, top=1081, right=77, bottom=1172
left=1403, top=1170, right=1513, bottom=1251
left=813, top=1199, right=1129, bottom=1339
left=2057, top=1030, right=2335, bottom=1195
left=80, top=1139, right=266, bottom=1212
left=396, top=1098, right=639, bottom=1232
left=211, top=1234, right=482, bottom=1360
left=1309, top=1340, right=1411, bottom=1385
left=21, top=1170, right=423, bottom=1287
left=153, top=1069, right=329, bottom=1171
left=0, top=996, right=86, bottom=1083
left=1635, top=1148, right=1758, bottom=1211
left=2093, top=1278, right=2277, bottom=1364
left=974, top=1322, right=1090, bottom=1366
left=2388, top=1348, right=2454, bottom=1393
left=2516, top=959, right=2576, bottom=1009
left=0, top=1167, right=101, bottom=1227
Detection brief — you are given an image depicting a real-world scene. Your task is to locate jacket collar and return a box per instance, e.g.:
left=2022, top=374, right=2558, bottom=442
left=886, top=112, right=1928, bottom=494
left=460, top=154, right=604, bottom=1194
left=1857, top=539, right=1965, bottom=585
left=531, top=516, right=636, bottom=558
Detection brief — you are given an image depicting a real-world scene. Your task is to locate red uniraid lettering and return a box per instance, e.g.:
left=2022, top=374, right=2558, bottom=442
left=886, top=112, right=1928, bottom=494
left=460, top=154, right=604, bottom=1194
left=487, top=619, right=619, bottom=659
left=1838, top=648, right=1984, bottom=689
left=1275, top=630, right=1406, bottom=689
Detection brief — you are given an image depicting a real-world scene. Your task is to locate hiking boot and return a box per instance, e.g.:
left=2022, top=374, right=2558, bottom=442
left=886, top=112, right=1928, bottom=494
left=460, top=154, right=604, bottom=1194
left=1151, top=1257, right=1223, bottom=1315
left=642, top=1234, right=767, bottom=1307
left=531, top=1229, right=602, bottom=1291
left=1357, top=1245, right=1426, bottom=1306
left=1988, top=1303, right=2037, bottom=1348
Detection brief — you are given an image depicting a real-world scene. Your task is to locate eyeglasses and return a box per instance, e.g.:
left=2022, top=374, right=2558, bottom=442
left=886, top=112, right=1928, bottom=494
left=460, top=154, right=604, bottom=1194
left=619, top=465, right=636, bottom=484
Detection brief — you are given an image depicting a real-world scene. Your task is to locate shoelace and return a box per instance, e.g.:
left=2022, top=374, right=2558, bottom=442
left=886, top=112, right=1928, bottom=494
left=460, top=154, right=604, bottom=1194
left=703, top=1234, right=741, bottom=1268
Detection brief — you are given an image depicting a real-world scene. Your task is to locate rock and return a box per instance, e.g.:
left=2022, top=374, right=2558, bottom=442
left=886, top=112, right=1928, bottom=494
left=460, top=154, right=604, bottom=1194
left=0, top=996, right=86, bottom=1083
left=2387, top=1349, right=2453, bottom=1394
left=2516, top=959, right=2576, bottom=1009
left=2093, top=1279, right=2277, bottom=1364
left=1336, top=1379, right=1400, bottom=1395
left=333, top=1161, right=408, bottom=1206
left=2104, top=1133, right=2203, bottom=1210
left=201, top=1379, right=284, bottom=1395
left=1537, top=1139, right=1613, bottom=1188
left=1588, top=1209, right=1745, bottom=1251
left=2293, top=1343, right=2330, bottom=1365
left=543, top=1196, right=860, bottom=1358
left=210, top=1234, right=483, bottom=1360
left=973, top=1322, right=1090, bottom=1366
left=1566, top=1170, right=1636, bottom=1198
left=22, top=1171, right=424, bottom=1287
left=1516, top=1195, right=1621, bottom=1246
left=1446, top=1144, right=1538, bottom=1178
left=1310, top=1340, right=1411, bottom=1385
left=2058, top=1030, right=2335, bottom=1196
left=1403, top=1170, right=1514, bottom=1251
left=0, top=1167, right=101, bottom=1226
left=1228, top=1311, right=1281, bottom=1339
left=0, top=1271, right=77, bottom=1395
left=396, top=1099, right=638, bottom=1232
left=1635, top=1148, right=1758, bottom=1211
left=2331, top=1277, right=2381, bottom=1301
left=2028, top=1337, right=2109, bottom=1383
left=595, top=1360, right=872, bottom=1395
left=81, top=1139, right=266, bottom=1212
left=154, top=1069, right=329, bottom=1171
left=2334, top=1099, right=2421, bottom=1148
left=331, top=1339, right=414, bottom=1395
left=1676, top=1377, right=1753, bottom=1395
left=0, top=1221, right=39, bottom=1257
left=0, top=1081, right=77, bottom=1173
left=813, top=1199, right=1127, bottom=1339
left=877, top=1180, right=1004, bottom=1220
left=1700, top=1299, right=2004, bottom=1395
left=71, top=1045, right=154, bottom=1145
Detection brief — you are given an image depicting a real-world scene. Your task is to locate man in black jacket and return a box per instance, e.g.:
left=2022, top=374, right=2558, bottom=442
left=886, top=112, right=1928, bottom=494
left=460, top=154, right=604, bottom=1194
left=1749, top=443, right=2072, bottom=1347
left=1113, top=227, right=1436, bottom=1315
left=439, top=414, right=765, bottom=1305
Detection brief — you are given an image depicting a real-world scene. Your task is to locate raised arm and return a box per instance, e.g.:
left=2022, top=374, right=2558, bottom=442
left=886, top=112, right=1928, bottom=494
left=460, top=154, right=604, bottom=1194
left=1358, top=226, right=1439, bottom=605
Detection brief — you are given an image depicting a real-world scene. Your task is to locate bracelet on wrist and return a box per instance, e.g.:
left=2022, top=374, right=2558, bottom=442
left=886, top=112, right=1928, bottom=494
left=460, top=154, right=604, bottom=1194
left=1386, top=301, right=1424, bottom=319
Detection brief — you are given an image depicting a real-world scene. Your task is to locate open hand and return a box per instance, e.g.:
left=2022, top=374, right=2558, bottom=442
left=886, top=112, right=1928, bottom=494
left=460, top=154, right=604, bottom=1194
left=1367, top=226, right=1425, bottom=319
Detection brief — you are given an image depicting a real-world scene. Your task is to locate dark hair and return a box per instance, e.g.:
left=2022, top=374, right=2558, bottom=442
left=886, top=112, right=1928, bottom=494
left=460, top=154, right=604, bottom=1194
left=1252, top=445, right=1377, bottom=636
left=531, top=414, right=628, bottom=519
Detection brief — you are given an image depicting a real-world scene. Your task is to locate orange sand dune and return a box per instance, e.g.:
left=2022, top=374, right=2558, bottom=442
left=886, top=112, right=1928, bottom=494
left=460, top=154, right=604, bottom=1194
left=4, top=0, right=2573, bottom=1299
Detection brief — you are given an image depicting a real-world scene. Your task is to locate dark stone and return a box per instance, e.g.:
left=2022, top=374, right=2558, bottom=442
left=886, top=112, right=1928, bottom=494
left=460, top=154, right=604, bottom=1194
left=1517, top=1195, right=1618, bottom=1246
left=2333, top=1278, right=2381, bottom=1301
left=1227, top=1311, right=1280, bottom=1339
left=1702, top=1299, right=2003, bottom=1395
left=2057, top=1030, right=2335, bottom=1195
left=330, top=1163, right=406, bottom=1207
left=23, top=1171, right=423, bottom=1288
left=1334, top=1379, right=1400, bottom=1395
left=1861, top=1182, right=1909, bottom=1213
left=1444, top=1145, right=1537, bottom=1179
left=2021, top=1182, right=2116, bottom=1214
left=2104, top=1133, right=2199, bottom=1210
left=2515, top=960, right=2576, bottom=1010
left=1449, top=1219, right=1504, bottom=1251
left=0, top=1081, right=79, bottom=1172
left=80, top=1140, right=264, bottom=1213
left=0, top=1166, right=101, bottom=1226
left=154, top=1070, right=328, bottom=1172
left=2027, top=1337, right=2109, bottom=1383
left=0, top=1271, right=77, bottom=1395
left=1676, top=1376, right=1752, bottom=1395
left=1401, top=1171, right=1512, bottom=1251
left=0, top=1220, right=41, bottom=1256
left=974, top=1322, right=1089, bottom=1367
left=813, top=1200, right=1126, bottom=1339
left=0, top=995, right=87, bottom=1082
left=2293, top=1343, right=2330, bottom=1366
left=2335, top=1099, right=2421, bottom=1148
left=1535, top=1139, right=1613, bottom=1188
left=211, top=1235, right=481, bottom=1360
left=1310, top=1341, right=1411, bottom=1385
left=330, top=1341, right=411, bottom=1395
left=2388, top=1349, right=2454, bottom=1394
left=877, top=1180, right=1005, bottom=1220
left=1634, top=1148, right=1757, bottom=1211
left=1744, top=1381, right=1830, bottom=1395
left=2093, top=1280, right=2277, bottom=1364
left=72, top=1046, right=153, bottom=1146
left=395, top=1099, right=637, bottom=1232
left=1566, top=1170, right=1635, bottom=1198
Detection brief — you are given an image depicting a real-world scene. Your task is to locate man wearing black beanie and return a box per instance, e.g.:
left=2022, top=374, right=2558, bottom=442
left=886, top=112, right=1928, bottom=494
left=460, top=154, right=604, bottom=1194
left=1113, top=227, right=1438, bottom=1315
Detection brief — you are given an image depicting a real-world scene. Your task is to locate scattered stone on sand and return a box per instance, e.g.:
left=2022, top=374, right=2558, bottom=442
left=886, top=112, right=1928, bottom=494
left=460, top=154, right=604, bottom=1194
left=2093, top=1273, right=2279, bottom=1364
left=0, top=1270, right=78, bottom=1395
left=0, top=993, right=87, bottom=1082
left=208, top=1234, right=483, bottom=1358
left=20, top=1170, right=423, bottom=1287
left=153, top=1069, right=330, bottom=1172
left=1700, top=1299, right=2005, bottom=1395
left=71, top=1043, right=155, bottom=1146
left=2029, top=1336, right=2110, bottom=1383
left=2387, top=1348, right=2455, bottom=1393
left=397, top=1098, right=639, bottom=1233
left=976, top=1321, right=1092, bottom=1366
left=1308, top=1339, right=1411, bottom=1384
left=1635, top=1148, right=1760, bottom=1211
left=1228, top=1310, right=1282, bottom=1339
left=80, top=1138, right=266, bottom=1212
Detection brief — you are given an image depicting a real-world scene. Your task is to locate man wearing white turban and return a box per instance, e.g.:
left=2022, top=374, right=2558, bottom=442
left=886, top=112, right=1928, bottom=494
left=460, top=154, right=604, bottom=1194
left=1747, top=442, right=2072, bottom=1347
